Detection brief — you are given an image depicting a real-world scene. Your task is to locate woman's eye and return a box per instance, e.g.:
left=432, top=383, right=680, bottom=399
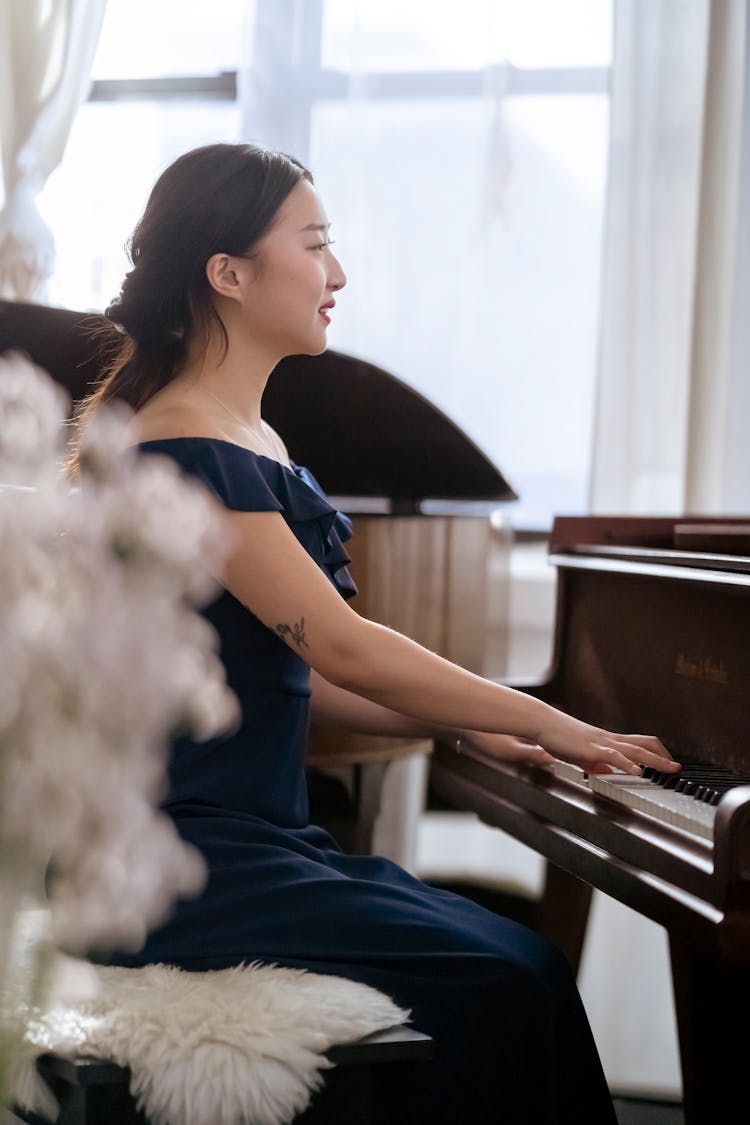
left=312, top=240, right=336, bottom=251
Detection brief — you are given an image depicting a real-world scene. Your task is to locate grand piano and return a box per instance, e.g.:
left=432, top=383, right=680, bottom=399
left=431, top=514, right=750, bottom=1125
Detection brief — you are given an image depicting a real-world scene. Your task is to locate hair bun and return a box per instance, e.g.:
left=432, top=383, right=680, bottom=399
left=105, top=287, right=164, bottom=349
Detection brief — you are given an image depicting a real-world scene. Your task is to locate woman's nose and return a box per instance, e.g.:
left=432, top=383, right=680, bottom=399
left=330, top=256, right=346, bottom=292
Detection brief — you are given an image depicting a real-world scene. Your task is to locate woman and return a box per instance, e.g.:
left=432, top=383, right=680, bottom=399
left=74, top=143, right=679, bottom=1124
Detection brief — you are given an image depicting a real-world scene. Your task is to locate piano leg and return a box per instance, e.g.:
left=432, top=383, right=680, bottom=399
left=669, top=935, right=750, bottom=1125
left=537, top=862, right=593, bottom=977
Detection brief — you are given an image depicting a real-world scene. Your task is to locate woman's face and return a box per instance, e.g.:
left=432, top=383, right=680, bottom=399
left=237, top=178, right=346, bottom=357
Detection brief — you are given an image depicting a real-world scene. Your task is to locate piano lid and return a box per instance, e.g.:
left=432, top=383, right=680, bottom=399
left=0, top=299, right=107, bottom=403
left=548, top=515, right=750, bottom=573
left=0, top=301, right=517, bottom=505
left=265, top=350, right=517, bottom=504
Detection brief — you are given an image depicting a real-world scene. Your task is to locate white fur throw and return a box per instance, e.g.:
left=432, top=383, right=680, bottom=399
left=13, top=956, right=410, bottom=1125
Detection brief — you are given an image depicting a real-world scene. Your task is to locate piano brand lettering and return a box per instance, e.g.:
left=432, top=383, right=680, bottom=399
left=674, top=652, right=728, bottom=684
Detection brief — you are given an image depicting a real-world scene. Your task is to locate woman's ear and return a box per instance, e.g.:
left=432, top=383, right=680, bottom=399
left=205, top=253, right=246, bottom=301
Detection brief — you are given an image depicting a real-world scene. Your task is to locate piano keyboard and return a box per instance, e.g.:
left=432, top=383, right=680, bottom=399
left=550, top=761, right=750, bottom=841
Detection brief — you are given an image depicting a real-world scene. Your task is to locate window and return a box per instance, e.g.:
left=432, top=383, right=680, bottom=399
left=39, top=0, right=246, bottom=313
left=42, top=0, right=612, bottom=529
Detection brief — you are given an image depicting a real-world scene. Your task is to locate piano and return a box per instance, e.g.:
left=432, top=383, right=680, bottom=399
left=430, top=515, right=750, bottom=1125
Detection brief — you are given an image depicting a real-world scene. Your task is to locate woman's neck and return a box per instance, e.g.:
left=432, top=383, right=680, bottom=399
left=177, top=332, right=281, bottom=430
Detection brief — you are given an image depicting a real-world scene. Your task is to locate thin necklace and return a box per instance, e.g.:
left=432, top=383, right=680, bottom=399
left=203, top=388, right=287, bottom=463
left=204, top=389, right=264, bottom=438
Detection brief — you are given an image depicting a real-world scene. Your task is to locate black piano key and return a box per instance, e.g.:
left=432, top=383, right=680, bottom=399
left=641, top=757, right=750, bottom=810
left=638, top=756, right=750, bottom=810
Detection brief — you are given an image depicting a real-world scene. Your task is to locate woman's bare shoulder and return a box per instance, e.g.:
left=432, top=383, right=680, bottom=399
left=133, top=403, right=292, bottom=468
left=133, top=401, right=225, bottom=444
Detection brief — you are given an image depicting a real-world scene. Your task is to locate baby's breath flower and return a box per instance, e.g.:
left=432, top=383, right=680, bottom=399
left=0, top=353, right=239, bottom=959
left=0, top=354, right=69, bottom=486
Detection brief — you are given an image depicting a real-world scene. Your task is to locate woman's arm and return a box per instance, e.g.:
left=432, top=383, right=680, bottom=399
left=310, top=671, right=556, bottom=766
left=310, top=669, right=438, bottom=738
left=219, top=507, right=679, bottom=776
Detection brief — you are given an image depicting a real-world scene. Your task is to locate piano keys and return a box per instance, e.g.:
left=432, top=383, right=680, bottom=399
left=430, top=515, right=750, bottom=1125
left=550, top=757, right=750, bottom=841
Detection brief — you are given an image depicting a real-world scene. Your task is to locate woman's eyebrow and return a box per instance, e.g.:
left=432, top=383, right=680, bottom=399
left=299, top=222, right=331, bottom=233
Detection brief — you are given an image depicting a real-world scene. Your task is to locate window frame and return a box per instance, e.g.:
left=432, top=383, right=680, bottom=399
left=86, top=0, right=611, bottom=168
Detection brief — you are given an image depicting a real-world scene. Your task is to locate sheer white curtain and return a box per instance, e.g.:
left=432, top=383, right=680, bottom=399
left=588, top=0, right=749, bottom=515
left=240, top=0, right=613, bottom=531
left=0, top=0, right=107, bottom=301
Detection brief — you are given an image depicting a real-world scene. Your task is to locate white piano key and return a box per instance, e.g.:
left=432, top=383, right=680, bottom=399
left=589, top=774, right=652, bottom=800
left=551, top=762, right=591, bottom=786
left=590, top=775, right=715, bottom=840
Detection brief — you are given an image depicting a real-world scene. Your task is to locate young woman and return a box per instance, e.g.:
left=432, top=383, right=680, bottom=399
left=74, top=143, right=679, bottom=1124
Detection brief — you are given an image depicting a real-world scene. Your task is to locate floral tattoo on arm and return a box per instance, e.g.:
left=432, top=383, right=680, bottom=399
left=275, top=618, right=309, bottom=649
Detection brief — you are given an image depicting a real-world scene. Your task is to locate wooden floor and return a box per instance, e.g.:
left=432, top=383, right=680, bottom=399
left=612, top=1091, right=684, bottom=1124
left=4, top=1096, right=685, bottom=1124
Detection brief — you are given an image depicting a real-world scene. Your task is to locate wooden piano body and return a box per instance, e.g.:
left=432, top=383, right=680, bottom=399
left=431, top=515, right=750, bottom=1125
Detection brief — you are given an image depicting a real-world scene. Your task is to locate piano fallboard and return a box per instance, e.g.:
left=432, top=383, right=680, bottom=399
left=539, top=556, right=750, bottom=776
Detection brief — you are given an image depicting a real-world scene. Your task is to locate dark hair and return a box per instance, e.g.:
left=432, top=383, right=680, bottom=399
left=69, top=143, right=312, bottom=461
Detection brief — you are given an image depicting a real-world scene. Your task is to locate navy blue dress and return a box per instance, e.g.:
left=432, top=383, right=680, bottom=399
left=115, top=437, right=616, bottom=1125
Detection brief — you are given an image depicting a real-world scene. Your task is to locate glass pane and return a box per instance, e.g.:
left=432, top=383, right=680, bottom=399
left=39, top=101, right=241, bottom=312
left=92, top=0, right=249, bottom=79
left=311, top=93, right=609, bottom=527
left=323, top=0, right=497, bottom=72
left=505, top=0, right=613, bottom=68
left=322, top=0, right=612, bottom=72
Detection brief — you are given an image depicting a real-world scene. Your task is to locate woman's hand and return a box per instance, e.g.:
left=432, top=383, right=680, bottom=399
left=534, top=711, right=679, bottom=776
left=460, top=715, right=679, bottom=778
left=460, top=730, right=556, bottom=767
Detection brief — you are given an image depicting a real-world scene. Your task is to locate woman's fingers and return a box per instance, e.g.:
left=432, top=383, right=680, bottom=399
left=590, top=746, right=643, bottom=775
left=534, top=716, right=679, bottom=776
left=609, top=734, right=680, bottom=771
left=615, top=733, right=676, bottom=759
left=530, top=747, right=556, bottom=766
left=585, top=734, right=681, bottom=776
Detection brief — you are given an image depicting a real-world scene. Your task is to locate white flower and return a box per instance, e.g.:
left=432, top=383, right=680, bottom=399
left=0, top=353, right=69, bottom=486
left=73, top=396, right=136, bottom=484
left=0, top=353, right=240, bottom=958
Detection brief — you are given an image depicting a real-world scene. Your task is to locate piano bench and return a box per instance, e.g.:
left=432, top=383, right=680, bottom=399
left=12, top=1025, right=435, bottom=1125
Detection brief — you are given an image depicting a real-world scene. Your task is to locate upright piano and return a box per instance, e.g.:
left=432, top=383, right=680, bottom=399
left=431, top=515, right=750, bottom=1125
